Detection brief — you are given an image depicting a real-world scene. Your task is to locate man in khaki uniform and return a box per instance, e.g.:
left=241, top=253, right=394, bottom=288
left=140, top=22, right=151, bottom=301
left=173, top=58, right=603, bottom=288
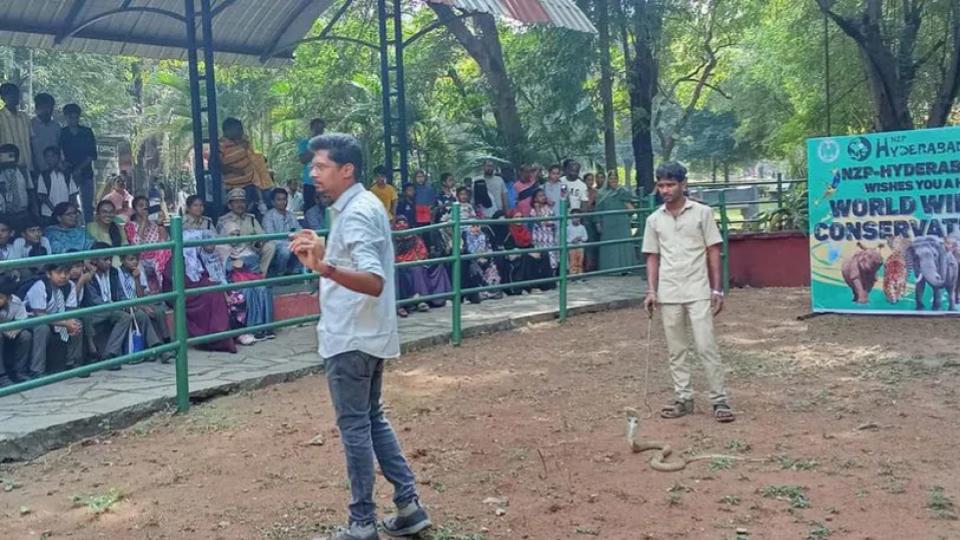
left=217, top=188, right=276, bottom=275
left=642, top=162, right=734, bottom=423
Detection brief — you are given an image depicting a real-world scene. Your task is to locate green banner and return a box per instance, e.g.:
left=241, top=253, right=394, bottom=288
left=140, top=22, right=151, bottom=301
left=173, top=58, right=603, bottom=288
left=807, top=126, right=960, bottom=314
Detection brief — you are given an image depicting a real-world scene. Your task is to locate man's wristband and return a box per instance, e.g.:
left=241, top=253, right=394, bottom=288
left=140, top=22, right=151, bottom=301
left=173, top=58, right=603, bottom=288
left=712, top=290, right=724, bottom=297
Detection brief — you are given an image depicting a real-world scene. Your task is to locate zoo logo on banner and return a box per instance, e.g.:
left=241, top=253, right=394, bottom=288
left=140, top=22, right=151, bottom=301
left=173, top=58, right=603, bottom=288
left=807, top=126, right=960, bottom=315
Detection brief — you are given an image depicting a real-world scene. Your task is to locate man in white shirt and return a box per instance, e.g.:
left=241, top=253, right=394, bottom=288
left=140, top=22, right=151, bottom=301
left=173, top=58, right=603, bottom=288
left=290, top=133, right=430, bottom=540
left=474, top=159, right=507, bottom=217
left=561, top=159, right=589, bottom=212
left=36, top=146, right=79, bottom=221
left=543, top=164, right=564, bottom=215
left=0, top=276, right=32, bottom=384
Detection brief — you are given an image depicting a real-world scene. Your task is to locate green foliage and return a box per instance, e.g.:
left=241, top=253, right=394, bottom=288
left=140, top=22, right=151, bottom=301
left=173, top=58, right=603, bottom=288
left=760, top=484, right=810, bottom=508
left=928, top=486, right=957, bottom=520
left=71, top=488, right=124, bottom=514
left=757, top=183, right=808, bottom=232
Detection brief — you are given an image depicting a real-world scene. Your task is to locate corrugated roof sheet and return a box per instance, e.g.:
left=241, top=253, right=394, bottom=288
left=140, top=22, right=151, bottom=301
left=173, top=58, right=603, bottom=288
left=428, top=0, right=596, bottom=33
left=0, top=0, right=334, bottom=66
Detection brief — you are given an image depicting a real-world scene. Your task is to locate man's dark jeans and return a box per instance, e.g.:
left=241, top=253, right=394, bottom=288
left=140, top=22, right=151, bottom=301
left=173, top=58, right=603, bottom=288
left=325, top=350, right=418, bottom=526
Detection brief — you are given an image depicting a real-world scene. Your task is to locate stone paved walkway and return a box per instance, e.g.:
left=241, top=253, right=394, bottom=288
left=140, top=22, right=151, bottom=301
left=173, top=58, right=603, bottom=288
left=0, top=276, right=645, bottom=461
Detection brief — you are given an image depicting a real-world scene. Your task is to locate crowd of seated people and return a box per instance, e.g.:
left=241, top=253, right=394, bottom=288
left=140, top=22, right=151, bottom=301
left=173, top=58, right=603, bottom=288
left=380, top=159, right=638, bottom=318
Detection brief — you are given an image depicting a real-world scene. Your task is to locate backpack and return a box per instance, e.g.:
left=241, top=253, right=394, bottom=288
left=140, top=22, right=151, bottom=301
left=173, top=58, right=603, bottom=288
left=17, top=275, right=54, bottom=312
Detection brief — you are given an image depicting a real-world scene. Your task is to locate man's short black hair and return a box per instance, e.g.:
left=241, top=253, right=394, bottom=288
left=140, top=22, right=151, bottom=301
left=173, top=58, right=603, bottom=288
left=222, top=117, right=243, bottom=131
left=63, top=103, right=82, bottom=115
left=45, top=262, right=72, bottom=273
left=20, top=214, right=41, bottom=231
left=440, top=172, right=453, bottom=182
left=309, top=133, right=363, bottom=181
left=0, top=143, right=20, bottom=160
left=310, top=118, right=325, bottom=127
left=0, top=83, right=19, bottom=97
left=656, top=161, right=688, bottom=182
left=272, top=187, right=288, bottom=200
left=34, top=93, right=55, bottom=108
left=373, top=165, right=388, bottom=177
left=548, top=164, right=562, bottom=173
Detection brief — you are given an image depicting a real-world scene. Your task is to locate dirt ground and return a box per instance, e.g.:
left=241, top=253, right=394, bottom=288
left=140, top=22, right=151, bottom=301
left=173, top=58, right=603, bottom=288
left=3, top=288, right=960, bottom=540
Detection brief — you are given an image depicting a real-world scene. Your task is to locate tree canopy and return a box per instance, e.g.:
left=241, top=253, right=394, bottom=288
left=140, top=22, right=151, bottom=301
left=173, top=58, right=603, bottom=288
left=0, top=0, right=957, bottom=189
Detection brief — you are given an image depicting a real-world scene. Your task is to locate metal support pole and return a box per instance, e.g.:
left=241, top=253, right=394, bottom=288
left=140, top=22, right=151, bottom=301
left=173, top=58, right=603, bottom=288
left=376, top=0, right=394, bottom=182
left=392, top=0, right=409, bottom=186
left=200, top=0, right=223, bottom=215
left=776, top=173, right=783, bottom=210
left=451, top=202, right=462, bottom=345
left=184, top=0, right=205, bottom=200
left=170, top=216, right=190, bottom=412
left=558, top=199, right=568, bottom=322
left=719, top=190, right=729, bottom=294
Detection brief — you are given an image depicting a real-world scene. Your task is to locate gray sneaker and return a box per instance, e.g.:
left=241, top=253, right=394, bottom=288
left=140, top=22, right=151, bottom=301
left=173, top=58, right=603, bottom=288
left=381, top=500, right=432, bottom=537
left=312, top=523, right=380, bottom=540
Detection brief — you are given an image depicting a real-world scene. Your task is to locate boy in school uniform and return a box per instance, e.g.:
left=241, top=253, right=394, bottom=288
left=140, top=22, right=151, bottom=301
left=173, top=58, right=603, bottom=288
left=118, top=252, right=171, bottom=362
left=23, top=262, right=83, bottom=376
left=36, top=146, right=80, bottom=225
left=82, top=243, right=137, bottom=369
left=0, top=276, right=33, bottom=384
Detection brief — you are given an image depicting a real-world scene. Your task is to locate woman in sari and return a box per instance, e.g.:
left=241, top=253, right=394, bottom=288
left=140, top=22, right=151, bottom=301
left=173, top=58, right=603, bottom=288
left=595, top=171, right=638, bottom=272
left=125, top=196, right=171, bottom=293
left=464, top=223, right=503, bottom=300
left=165, top=228, right=237, bottom=353
left=583, top=172, right=600, bottom=272
left=87, top=199, right=127, bottom=266
left=513, top=165, right=541, bottom=217
left=393, top=216, right=451, bottom=317
left=45, top=202, right=94, bottom=254
left=530, top=188, right=558, bottom=272
left=502, top=209, right=554, bottom=293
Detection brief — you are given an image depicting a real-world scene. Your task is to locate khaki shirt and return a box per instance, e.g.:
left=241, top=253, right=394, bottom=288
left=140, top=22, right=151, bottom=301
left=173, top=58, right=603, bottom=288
left=641, top=199, right=722, bottom=304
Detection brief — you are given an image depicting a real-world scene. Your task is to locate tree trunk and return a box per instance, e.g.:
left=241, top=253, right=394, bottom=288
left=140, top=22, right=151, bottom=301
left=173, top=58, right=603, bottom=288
left=817, top=0, right=916, bottom=131
left=596, top=0, right=618, bottom=172
left=429, top=5, right=529, bottom=165
left=618, top=0, right=661, bottom=197
left=927, top=4, right=960, bottom=127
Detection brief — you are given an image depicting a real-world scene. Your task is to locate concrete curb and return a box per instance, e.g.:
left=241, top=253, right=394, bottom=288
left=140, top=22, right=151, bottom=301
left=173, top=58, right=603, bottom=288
left=0, top=296, right=643, bottom=462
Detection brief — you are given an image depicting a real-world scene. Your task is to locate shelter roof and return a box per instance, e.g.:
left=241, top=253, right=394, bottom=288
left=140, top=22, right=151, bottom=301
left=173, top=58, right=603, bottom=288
left=426, top=0, right=596, bottom=33
left=0, top=0, right=334, bottom=66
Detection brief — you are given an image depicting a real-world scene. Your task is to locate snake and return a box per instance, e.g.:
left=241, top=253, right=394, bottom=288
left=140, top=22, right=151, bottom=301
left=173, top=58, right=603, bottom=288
left=625, top=408, right=761, bottom=472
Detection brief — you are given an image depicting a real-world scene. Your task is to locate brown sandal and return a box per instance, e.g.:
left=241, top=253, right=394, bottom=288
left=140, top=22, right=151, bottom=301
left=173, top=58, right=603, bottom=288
left=661, top=399, right=694, bottom=419
left=713, top=403, right=735, bottom=423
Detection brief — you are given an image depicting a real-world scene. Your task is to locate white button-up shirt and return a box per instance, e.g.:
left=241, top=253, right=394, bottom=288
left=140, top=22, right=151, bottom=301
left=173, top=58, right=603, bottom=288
left=317, top=182, right=399, bottom=359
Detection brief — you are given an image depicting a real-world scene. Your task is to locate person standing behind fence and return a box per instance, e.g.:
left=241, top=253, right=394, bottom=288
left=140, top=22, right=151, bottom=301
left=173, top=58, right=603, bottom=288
left=60, top=104, right=98, bottom=223
left=567, top=210, right=588, bottom=275
left=641, top=161, right=734, bottom=423
left=290, top=133, right=431, bottom=540
left=298, top=118, right=325, bottom=213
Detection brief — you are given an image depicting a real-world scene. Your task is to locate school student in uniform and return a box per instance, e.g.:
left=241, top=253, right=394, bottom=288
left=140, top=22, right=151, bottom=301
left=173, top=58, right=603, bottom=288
left=0, top=276, right=32, bottom=384
left=23, top=262, right=83, bottom=377
left=118, top=252, right=172, bottom=362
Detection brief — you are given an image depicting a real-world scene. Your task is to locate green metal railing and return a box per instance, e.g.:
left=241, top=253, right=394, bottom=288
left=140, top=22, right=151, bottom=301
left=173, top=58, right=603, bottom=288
left=0, top=195, right=725, bottom=410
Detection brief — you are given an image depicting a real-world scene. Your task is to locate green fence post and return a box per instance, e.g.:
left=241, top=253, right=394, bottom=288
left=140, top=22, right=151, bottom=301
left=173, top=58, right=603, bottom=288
left=718, top=189, right=730, bottom=294
left=776, top=173, right=784, bottom=210
left=451, top=203, right=462, bottom=346
left=170, top=216, right=190, bottom=413
left=558, top=199, right=568, bottom=322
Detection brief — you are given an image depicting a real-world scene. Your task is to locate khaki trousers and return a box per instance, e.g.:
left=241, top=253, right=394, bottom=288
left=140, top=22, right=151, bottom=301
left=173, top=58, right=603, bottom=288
left=660, top=300, right=728, bottom=405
